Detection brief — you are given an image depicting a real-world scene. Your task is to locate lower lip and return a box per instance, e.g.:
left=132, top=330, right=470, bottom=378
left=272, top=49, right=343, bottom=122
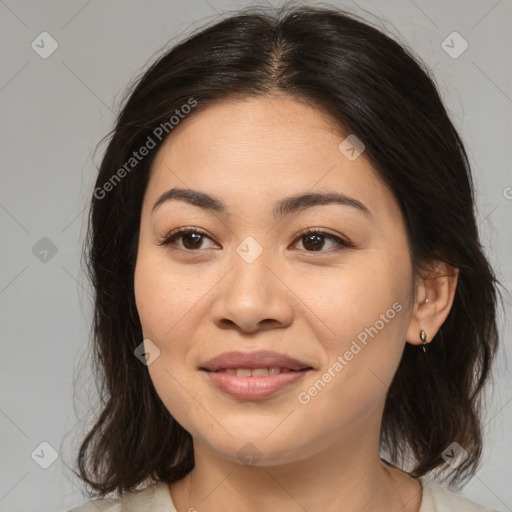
left=202, top=370, right=310, bottom=400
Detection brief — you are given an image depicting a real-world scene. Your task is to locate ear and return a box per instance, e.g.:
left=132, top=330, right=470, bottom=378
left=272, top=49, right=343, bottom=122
left=405, top=261, right=459, bottom=346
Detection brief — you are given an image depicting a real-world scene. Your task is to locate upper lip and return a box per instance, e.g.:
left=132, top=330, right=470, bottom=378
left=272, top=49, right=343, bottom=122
left=200, top=350, right=313, bottom=371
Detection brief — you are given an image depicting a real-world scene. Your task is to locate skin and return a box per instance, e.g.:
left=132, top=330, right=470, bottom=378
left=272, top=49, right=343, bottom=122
left=134, top=94, right=459, bottom=512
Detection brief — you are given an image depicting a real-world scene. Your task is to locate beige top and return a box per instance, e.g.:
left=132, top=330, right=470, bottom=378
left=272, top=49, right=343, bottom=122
left=68, top=477, right=499, bottom=511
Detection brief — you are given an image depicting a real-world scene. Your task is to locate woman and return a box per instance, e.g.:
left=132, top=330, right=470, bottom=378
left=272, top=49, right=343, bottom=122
left=70, top=4, right=502, bottom=511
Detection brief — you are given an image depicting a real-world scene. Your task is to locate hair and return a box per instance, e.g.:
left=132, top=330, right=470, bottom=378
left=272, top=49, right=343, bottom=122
left=76, top=3, right=502, bottom=498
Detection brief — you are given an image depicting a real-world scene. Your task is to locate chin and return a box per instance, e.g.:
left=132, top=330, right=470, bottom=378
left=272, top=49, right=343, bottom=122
left=195, top=428, right=314, bottom=468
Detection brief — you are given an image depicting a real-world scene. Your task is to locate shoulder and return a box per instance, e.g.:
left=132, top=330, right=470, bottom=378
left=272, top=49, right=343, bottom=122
left=419, top=477, right=499, bottom=512
left=67, top=482, right=175, bottom=512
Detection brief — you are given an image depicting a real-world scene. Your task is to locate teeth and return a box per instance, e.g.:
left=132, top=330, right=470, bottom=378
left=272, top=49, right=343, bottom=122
left=218, top=367, right=301, bottom=377
left=251, top=368, right=269, bottom=377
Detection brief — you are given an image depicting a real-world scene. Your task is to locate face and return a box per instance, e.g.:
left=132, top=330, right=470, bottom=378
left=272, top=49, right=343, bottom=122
left=134, top=95, right=416, bottom=466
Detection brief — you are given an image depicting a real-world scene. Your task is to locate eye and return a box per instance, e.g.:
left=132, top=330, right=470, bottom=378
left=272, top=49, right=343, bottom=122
left=158, top=228, right=219, bottom=251
left=292, top=228, right=353, bottom=252
left=158, top=227, right=353, bottom=253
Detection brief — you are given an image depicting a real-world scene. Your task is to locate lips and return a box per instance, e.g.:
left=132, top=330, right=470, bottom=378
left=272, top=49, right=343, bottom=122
left=200, top=350, right=313, bottom=372
left=199, top=350, right=314, bottom=400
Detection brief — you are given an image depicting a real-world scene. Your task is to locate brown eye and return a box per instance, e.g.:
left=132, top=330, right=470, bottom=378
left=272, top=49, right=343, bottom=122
left=158, top=228, right=218, bottom=251
left=302, top=233, right=325, bottom=251
left=181, top=232, right=204, bottom=250
left=293, top=229, right=352, bottom=252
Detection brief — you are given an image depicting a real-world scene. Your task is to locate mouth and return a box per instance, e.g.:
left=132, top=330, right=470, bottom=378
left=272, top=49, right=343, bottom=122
left=200, top=368, right=312, bottom=400
left=202, top=367, right=311, bottom=376
left=200, top=350, right=313, bottom=373
left=199, top=350, right=314, bottom=400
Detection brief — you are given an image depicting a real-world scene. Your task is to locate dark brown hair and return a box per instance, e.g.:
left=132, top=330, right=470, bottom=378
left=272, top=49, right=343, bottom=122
left=76, top=3, right=502, bottom=498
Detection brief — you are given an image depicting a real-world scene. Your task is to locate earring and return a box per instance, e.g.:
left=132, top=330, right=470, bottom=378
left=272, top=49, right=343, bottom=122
left=419, top=329, right=427, bottom=353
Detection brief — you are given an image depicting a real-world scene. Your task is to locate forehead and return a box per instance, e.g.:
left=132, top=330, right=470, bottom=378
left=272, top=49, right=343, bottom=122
left=145, top=95, right=402, bottom=225
left=154, top=95, right=347, bottom=170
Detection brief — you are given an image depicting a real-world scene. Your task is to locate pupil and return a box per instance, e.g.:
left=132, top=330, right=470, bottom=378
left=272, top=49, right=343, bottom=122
left=184, top=233, right=202, bottom=249
left=304, top=234, right=324, bottom=251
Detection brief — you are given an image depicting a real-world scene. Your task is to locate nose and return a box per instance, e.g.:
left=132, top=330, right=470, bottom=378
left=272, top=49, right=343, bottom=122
left=210, top=252, right=294, bottom=334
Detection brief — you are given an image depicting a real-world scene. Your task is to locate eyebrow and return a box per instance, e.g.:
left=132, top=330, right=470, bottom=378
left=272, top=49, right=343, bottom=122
left=151, top=187, right=371, bottom=219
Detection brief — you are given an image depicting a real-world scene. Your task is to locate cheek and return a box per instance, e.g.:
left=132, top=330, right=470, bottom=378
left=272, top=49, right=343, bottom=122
left=133, top=251, right=206, bottom=433
left=301, top=251, right=411, bottom=395
left=297, top=252, right=410, bottom=341
left=134, top=248, right=205, bottom=341
left=134, top=262, right=169, bottom=339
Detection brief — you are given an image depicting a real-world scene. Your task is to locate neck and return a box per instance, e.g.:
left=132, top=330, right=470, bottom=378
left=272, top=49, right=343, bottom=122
left=169, top=418, right=422, bottom=512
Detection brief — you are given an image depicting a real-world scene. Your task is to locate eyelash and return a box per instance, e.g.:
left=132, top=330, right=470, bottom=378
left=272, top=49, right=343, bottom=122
left=157, top=227, right=354, bottom=253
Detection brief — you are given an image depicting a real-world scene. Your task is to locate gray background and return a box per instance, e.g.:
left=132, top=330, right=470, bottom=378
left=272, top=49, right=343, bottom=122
left=1, top=0, right=511, bottom=510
